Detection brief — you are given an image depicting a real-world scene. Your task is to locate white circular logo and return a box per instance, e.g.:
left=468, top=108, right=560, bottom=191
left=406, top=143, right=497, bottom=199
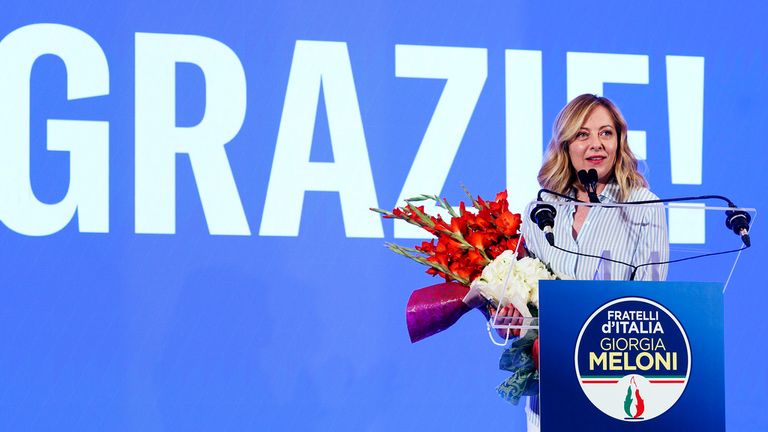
left=574, top=297, right=691, bottom=421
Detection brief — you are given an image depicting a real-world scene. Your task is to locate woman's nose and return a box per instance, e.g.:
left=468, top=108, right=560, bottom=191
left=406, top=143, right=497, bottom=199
left=588, top=135, right=604, bottom=149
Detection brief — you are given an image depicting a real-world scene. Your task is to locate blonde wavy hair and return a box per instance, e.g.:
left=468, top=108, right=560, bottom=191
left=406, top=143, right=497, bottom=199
left=538, top=94, right=647, bottom=201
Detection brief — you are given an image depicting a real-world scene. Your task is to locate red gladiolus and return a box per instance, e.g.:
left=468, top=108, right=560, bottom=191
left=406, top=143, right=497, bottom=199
left=377, top=189, right=522, bottom=286
left=497, top=212, right=522, bottom=237
left=417, top=240, right=435, bottom=254
left=467, top=232, right=486, bottom=249
left=505, top=237, right=520, bottom=253
left=466, top=249, right=487, bottom=267
left=450, top=217, right=467, bottom=235
left=432, top=215, right=451, bottom=232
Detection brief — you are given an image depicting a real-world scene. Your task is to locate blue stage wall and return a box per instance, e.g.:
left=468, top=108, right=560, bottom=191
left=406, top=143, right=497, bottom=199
left=1, top=1, right=765, bottom=430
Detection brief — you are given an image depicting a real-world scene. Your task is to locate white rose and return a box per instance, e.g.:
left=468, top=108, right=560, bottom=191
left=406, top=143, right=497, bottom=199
left=471, top=252, right=554, bottom=315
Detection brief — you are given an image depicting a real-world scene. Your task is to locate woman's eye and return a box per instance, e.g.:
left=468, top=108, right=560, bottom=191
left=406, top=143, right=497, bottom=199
left=600, top=130, right=614, bottom=137
left=576, top=131, right=589, bottom=139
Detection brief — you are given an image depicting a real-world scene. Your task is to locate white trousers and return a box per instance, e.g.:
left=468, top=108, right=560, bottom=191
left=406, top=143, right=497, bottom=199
left=525, top=397, right=540, bottom=432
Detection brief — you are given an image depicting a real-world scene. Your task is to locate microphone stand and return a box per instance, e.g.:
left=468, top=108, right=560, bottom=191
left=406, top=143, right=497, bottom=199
left=530, top=189, right=753, bottom=280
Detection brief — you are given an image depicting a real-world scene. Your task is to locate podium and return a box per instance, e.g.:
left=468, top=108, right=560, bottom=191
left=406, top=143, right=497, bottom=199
left=539, top=280, right=723, bottom=430
left=492, top=199, right=756, bottom=431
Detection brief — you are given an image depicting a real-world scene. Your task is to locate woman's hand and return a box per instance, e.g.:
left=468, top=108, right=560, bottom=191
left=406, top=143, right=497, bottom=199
left=489, top=304, right=523, bottom=339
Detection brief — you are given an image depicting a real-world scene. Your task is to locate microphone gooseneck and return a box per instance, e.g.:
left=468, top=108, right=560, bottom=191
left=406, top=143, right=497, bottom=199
left=528, top=188, right=753, bottom=280
left=577, top=169, right=601, bottom=203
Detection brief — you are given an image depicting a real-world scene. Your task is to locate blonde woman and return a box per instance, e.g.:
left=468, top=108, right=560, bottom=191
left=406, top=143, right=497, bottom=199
left=498, top=94, right=669, bottom=431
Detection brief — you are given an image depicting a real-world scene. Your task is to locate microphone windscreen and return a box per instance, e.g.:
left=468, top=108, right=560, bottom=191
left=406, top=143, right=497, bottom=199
left=577, top=169, right=590, bottom=185
left=588, top=168, right=598, bottom=183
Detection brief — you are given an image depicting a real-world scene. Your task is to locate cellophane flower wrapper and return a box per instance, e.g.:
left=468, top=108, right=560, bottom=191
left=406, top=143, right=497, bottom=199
left=497, top=327, right=540, bottom=405
left=405, top=282, right=471, bottom=343
left=471, top=251, right=555, bottom=334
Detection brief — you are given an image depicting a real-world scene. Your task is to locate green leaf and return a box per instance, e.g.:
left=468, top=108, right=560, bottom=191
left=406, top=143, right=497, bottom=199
left=383, top=242, right=468, bottom=285
left=460, top=183, right=482, bottom=209
left=441, top=197, right=459, bottom=218
left=369, top=207, right=393, bottom=216
left=497, top=329, right=539, bottom=405
left=496, top=369, right=540, bottom=405
left=527, top=303, right=539, bottom=318
left=406, top=203, right=434, bottom=226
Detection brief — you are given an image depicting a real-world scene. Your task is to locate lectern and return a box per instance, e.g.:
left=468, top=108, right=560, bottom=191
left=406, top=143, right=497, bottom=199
left=494, top=200, right=755, bottom=431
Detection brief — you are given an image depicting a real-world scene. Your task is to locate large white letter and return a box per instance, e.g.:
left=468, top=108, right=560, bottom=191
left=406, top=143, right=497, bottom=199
left=394, top=44, right=487, bottom=238
left=135, top=32, right=249, bottom=235
left=506, top=49, right=543, bottom=213
left=259, top=40, right=382, bottom=238
left=667, top=55, right=705, bottom=244
left=0, top=24, right=109, bottom=236
left=567, top=52, right=649, bottom=159
left=667, top=55, right=704, bottom=185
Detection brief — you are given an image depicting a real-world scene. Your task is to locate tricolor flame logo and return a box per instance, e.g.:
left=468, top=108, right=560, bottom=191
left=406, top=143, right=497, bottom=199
left=623, top=376, right=645, bottom=419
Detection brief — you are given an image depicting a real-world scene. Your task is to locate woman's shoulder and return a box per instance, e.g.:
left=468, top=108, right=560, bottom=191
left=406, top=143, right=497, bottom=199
left=625, top=186, right=666, bottom=224
left=626, top=185, right=660, bottom=202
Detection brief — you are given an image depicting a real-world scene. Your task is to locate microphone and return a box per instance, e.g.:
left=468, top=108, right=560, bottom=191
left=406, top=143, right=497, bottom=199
left=725, top=208, right=752, bottom=247
left=530, top=202, right=557, bottom=246
left=577, top=169, right=601, bottom=203
left=528, top=189, right=753, bottom=281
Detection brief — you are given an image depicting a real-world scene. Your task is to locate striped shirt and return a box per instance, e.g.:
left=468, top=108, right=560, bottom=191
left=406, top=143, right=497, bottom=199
left=522, top=181, right=669, bottom=282
left=521, top=182, right=669, bottom=429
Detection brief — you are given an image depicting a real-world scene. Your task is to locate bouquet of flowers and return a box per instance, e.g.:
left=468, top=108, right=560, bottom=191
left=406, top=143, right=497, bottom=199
left=372, top=188, right=556, bottom=404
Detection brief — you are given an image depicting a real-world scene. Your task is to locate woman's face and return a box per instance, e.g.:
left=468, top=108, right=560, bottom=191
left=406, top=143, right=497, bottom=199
left=567, top=105, right=618, bottom=184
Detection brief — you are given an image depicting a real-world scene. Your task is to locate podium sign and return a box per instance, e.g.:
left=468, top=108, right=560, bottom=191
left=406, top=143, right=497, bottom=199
left=539, top=280, right=724, bottom=431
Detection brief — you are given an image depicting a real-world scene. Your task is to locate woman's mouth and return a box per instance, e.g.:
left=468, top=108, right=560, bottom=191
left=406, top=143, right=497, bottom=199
left=586, top=156, right=605, bottom=165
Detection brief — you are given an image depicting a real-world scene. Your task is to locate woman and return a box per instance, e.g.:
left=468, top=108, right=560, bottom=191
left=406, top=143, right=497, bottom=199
left=499, top=94, right=669, bottom=431
left=526, top=93, right=669, bottom=281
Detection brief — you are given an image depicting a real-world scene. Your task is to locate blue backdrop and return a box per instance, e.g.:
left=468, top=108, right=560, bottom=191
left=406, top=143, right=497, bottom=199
left=0, top=1, right=765, bottom=430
